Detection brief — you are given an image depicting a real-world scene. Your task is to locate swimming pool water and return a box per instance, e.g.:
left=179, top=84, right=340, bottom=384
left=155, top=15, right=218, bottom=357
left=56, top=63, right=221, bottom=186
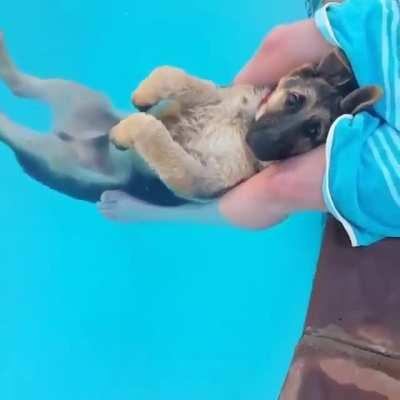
left=0, top=1, right=324, bottom=399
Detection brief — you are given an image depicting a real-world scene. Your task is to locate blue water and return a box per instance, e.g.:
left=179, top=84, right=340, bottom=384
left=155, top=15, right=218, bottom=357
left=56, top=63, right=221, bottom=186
left=1, top=1, right=324, bottom=399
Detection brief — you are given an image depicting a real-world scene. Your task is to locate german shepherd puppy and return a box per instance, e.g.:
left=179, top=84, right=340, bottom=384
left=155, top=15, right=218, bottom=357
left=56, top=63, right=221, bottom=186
left=111, top=50, right=381, bottom=201
left=0, top=33, right=381, bottom=209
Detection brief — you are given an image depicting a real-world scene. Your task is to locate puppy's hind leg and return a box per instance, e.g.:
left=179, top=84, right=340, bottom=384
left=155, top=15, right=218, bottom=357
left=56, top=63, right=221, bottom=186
left=0, top=33, right=23, bottom=94
left=0, top=113, right=47, bottom=154
left=0, top=114, right=125, bottom=192
left=0, top=32, right=57, bottom=101
left=0, top=33, right=121, bottom=139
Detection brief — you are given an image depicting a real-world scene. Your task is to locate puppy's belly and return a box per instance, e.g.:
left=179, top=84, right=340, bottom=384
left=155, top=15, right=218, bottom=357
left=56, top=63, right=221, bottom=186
left=187, top=134, right=256, bottom=186
left=15, top=136, right=135, bottom=202
left=44, top=150, right=121, bottom=186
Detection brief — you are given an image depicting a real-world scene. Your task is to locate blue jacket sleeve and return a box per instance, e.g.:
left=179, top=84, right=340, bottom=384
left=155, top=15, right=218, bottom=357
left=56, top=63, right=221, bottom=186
left=314, top=0, right=400, bottom=246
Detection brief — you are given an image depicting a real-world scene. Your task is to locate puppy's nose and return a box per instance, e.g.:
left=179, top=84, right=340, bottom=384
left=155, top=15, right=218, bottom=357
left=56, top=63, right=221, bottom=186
left=113, top=142, right=129, bottom=151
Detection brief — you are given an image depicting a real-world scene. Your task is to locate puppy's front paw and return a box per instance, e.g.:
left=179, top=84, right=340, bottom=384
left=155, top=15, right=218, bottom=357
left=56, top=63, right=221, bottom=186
left=110, top=113, right=160, bottom=151
left=132, top=66, right=187, bottom=110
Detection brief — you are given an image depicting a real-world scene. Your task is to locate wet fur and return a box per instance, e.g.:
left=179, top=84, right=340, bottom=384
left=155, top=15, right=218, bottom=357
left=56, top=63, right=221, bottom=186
left=161, top=86, right=269, bottom=195
left=111, top=69, right=272, bottom=201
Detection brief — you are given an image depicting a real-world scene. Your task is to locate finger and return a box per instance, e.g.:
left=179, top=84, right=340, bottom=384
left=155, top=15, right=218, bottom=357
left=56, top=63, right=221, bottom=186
left=235, top=30, right=295, bottom=86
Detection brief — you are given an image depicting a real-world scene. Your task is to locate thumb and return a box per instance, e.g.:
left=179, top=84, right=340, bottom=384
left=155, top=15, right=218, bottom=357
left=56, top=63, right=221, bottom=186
left=235, top=51, right=273, bottom=85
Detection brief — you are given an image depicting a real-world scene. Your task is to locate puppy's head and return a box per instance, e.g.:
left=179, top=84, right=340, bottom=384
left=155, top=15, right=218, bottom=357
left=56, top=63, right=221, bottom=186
left=246, top=49, right=383, bottom=161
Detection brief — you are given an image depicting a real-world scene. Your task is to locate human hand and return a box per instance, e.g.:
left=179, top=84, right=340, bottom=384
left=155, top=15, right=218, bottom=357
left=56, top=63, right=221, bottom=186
left=220, top=20, right=332, bottom=229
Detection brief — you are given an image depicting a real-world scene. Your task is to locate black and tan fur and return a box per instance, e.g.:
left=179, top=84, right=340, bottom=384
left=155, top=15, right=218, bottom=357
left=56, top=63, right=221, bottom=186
left=112, top=49, right=382, bottom=201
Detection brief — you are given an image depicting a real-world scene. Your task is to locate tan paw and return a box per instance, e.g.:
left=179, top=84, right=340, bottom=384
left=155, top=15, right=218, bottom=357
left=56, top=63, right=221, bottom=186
left=132, top=66, right=188, bottom=109
left=110, top=113, right=159, bottom=150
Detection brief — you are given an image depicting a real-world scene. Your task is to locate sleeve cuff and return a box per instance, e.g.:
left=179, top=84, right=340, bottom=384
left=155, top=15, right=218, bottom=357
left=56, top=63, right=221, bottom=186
left=314, top=2, right=341, bottom=47
left=322, top=115, right=360, bottom=246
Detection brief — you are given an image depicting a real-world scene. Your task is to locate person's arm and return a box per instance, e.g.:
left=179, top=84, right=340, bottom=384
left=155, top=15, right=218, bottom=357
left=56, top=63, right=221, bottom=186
left=219, top=20, right=332, bottom=229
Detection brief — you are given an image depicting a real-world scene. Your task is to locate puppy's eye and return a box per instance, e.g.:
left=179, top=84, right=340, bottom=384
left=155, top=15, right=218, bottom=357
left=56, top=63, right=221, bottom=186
left=285, top=92, right=305, bottom=109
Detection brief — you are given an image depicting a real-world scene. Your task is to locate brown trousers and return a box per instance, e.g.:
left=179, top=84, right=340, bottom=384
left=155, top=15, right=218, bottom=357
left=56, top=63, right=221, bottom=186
left=279, top=218, right=400, bottom=399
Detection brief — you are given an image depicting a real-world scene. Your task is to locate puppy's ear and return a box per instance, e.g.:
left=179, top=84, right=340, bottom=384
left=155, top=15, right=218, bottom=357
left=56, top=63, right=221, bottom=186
left=317, top=48, right=353, bottom=87
left=340, top=86, right=383, bottom=114
left=289, top=63, right=318, bottom=79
